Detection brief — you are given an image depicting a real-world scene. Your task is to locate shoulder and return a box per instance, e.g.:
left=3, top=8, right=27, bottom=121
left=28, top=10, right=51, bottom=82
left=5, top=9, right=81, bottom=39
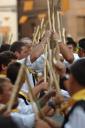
left=64, top=101, right=85, bottom=128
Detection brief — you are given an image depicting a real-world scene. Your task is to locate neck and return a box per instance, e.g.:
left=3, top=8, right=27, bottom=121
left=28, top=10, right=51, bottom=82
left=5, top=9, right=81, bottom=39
left=71, top=85, right=84, bottom=96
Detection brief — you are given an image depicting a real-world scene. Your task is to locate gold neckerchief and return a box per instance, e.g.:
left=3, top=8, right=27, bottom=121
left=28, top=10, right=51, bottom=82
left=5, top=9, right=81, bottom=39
left=0, top=74, right=6, bottom=78
left=60, top=89, right=85, bottom=114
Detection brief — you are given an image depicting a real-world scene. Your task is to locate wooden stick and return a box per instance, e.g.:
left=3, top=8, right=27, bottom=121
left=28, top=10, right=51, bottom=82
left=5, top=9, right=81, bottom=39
left=40, top=18, right=45, bottom=30
left=52, top=0, right=56, bottom=32
left=46, top=60, right=60, bottom=94
left=47, top=39, right=53, bottom=88
left=47, top=0, right=52, bottom=30
left=62, top=28, right=66, bottom=44
left=33, top=26, right=40, bottom=44
left=44, top=44, right=48, bottom=83
left=25, top=67, right=45, bottom=118
left=7, top=64, right=25, bottom=112
left=57, top=11, right=62, bottom=42
left=46, top=59, right=53, bottom=87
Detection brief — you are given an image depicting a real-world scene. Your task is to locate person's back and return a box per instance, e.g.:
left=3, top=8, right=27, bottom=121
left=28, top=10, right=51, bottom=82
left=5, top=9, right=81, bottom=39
left=62, top=58, right=85, bottom=128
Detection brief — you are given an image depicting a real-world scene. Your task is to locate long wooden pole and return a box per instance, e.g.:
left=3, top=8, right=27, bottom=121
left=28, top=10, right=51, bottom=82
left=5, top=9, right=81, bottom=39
left=7, top=64, right=25, bottom=112
left=47, top=0, right=52, bottom=30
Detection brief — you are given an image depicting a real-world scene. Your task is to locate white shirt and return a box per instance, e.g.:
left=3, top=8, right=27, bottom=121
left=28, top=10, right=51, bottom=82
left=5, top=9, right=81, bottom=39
left=11, top=98, right=35, bottom=128
left=11, top=113, right=35, bottom=128
left=18, top=98, right=34, bottom=114
left=65, top=106, right=85, bottom=128
left=32, top=54, right=45, bottom=73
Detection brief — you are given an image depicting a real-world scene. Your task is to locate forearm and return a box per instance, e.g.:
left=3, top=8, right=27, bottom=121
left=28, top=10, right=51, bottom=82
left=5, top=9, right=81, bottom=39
left=30, top=43, right=45, bottom=63
left=59, top=43, right=74, bottom=63
left=32, top=84, right=44, bottom=97
left=30, top=30, right=51, bottom=63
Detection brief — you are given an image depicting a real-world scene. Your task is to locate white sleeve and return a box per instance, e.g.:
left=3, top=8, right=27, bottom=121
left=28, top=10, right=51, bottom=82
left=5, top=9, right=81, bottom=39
left=11, top=113, right=35, bottom=128
left=64, top=107, right=85, bottom=128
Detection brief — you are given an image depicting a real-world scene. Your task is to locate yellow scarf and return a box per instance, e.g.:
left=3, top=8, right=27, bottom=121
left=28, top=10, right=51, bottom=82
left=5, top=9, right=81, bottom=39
left=72, top=89, right=85, bottom=101
left=61, top=89, right=85, bottom=114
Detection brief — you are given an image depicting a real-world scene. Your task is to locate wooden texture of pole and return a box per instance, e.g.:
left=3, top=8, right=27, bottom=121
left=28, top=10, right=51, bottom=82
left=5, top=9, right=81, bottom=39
left=52, top=0, right=56, bottom=32
left=47, top=39, right=53, bottom=89
left=33, top=26, right=40, bottom=44
left=47, top=0, right=52, bottom=30
left=57, top=11, right=62, bottom=42
left=46, top=60, right=60, bottom=94
left=62, top=28, right=66, bottom=44
left=7, top=64, right=25, bottom=112
left=44, top=44, right=48, bottom=83
left=25, top=67, right=45, bottom=118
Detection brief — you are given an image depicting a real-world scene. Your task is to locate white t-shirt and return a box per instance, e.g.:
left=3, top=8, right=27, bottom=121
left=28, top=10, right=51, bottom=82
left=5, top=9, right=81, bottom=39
left=11, top=98, right=35, bottom=128
left=11, top=113, right=35, bottom=128
left=64, top=106, right=85, bottom=128
left=32, top=54, right=45, bottom=73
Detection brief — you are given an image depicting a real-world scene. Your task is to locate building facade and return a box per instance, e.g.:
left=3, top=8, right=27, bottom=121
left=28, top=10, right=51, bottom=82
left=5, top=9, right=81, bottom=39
left=64, top=0, right=85, bottom=40
left=0, top=0, right=18, bottom=43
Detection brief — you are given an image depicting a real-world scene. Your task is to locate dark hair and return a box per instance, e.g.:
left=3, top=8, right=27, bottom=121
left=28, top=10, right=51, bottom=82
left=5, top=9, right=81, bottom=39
left=66, top=37, right=76, bottom=48
left=70, top=58, right=85, bottom=86
left=7, top=62, right=21, bottom=84
left=10, top=41, right=25, bottom=53
left=78, top=38, right=85, bottom=50
left=0, top=51, right=17, bottom=72
left=0, top=44, right=10, bottom=53
left=0, top=115, right=19, bottom=128
left=0, top=77, right=10, bottom=94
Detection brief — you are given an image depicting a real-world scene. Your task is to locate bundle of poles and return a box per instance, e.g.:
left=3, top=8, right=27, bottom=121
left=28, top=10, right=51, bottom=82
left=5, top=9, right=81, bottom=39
left=0, top=0, right=67, bottom=126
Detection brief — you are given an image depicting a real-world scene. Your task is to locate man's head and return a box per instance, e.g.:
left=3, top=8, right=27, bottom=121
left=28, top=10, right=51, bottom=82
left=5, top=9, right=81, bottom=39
left=0, top=44, right=10, bottom=53
left=66, top=37, right=76, bottom=53
left=78, top=38, right=85, bottom=57
left=7, top=62, right=21, bottom=84
left=20, top=37, right=32, bottom=55
left=0, top=51, right=17, bottom=73
left=66, top=58, right=85, bottom=95
left=0, top=77, right=13, bottom=104
left=10, top=41, right=29, bottom=59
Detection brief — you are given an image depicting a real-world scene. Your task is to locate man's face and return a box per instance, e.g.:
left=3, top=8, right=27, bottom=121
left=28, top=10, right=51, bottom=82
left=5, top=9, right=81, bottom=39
left=25, top=44, right=32, bottom=55
left=17, top=46, right=29, bottom=59
left=78, top=48, right=85, bottom=57
left=0, top=81, right=13, bottom=104
left=67, top=44, right=74, bottom=53
left=65, top=74, right=76, bottom=95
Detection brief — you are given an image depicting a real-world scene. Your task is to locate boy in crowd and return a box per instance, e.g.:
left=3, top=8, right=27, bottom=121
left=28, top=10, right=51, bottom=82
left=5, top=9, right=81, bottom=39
left=0, top=51, right=17, bottom=75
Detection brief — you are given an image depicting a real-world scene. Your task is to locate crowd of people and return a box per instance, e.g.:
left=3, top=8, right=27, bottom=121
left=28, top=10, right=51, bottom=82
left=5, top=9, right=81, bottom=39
left=0, top=30, right=85, bottom=128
